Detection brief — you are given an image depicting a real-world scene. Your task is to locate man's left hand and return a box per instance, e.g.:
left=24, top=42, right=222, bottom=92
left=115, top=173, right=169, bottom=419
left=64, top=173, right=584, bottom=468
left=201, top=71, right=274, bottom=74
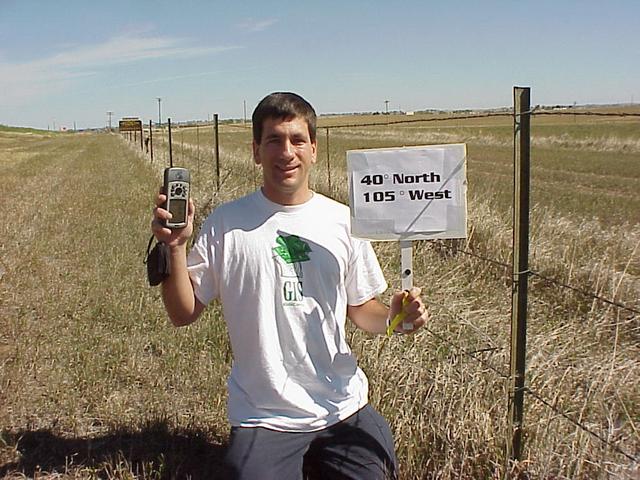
left=388, top=287, right=428, bottom=334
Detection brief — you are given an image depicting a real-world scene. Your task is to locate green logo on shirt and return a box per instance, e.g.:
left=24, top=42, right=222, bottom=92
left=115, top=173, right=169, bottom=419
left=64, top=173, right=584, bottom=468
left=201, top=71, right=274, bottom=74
left=273, top=235, right=311, bottom=306
left=273, top=235, right=311, bottom=264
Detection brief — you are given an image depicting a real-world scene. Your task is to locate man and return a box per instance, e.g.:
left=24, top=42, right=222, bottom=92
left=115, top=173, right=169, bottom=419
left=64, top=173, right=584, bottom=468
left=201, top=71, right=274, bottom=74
left=151, top=92, right=428, bottom=479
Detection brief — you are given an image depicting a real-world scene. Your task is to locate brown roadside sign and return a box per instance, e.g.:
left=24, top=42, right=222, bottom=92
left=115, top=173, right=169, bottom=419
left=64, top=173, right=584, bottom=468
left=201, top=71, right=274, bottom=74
left=119, top=118, right=142, bottom=132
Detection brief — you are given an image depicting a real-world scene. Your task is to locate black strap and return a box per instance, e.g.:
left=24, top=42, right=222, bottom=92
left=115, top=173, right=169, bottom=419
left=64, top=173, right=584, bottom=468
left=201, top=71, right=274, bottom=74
left=144, top=236, right=171, bottom=286
left=143, top=235, right=155, bottom=264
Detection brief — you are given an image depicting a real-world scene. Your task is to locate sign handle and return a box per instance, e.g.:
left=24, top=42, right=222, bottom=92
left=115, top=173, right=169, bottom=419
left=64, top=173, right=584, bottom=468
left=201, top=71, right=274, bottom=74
left=400, top=240, right=414, bottom=331
left=386, top=240, right=414, bottom=336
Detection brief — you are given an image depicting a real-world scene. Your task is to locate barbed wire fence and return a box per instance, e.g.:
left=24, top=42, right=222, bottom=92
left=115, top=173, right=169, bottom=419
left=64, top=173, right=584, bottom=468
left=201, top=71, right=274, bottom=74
left=313, top=94, right=640, bottom=468
left=123, top=88, right=640, bottom=471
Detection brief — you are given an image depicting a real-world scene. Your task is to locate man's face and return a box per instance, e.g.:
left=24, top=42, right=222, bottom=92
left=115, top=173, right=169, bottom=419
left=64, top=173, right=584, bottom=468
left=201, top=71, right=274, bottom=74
left=253, top=116, right=317, bottom=205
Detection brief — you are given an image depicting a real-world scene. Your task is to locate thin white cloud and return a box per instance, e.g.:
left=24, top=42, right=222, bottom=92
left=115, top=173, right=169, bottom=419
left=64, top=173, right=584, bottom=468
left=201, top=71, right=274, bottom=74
left=108, top=65, right=263, bottom=90
left=0, top=33, right=240, bottom=106
left=237, top=17, right=278, bottom=33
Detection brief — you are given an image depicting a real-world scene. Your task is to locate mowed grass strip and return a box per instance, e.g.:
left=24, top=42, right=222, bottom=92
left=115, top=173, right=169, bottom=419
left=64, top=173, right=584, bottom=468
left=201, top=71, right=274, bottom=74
left=0, top=133, right=230, bottom=478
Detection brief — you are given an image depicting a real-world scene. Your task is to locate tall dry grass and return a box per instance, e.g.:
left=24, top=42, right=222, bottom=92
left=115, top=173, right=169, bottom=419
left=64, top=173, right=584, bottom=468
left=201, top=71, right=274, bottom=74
left=1, top=111, right=639, bottom=479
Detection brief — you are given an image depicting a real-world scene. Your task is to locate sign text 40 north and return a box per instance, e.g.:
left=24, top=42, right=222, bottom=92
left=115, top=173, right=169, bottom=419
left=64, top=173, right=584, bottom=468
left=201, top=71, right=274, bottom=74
left=359, top=172, right=452, bottom=203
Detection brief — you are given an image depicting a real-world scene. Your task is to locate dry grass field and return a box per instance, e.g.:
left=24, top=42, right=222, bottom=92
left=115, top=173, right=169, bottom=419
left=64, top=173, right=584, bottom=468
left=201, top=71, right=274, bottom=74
left=1, top=108, right=638, bottom=479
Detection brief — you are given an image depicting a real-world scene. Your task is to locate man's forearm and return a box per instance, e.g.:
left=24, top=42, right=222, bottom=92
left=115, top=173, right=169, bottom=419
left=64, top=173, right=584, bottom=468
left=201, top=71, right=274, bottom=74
left=161, top=244, right=199, bottom=326
left=347, top=299, right=389, bottom=334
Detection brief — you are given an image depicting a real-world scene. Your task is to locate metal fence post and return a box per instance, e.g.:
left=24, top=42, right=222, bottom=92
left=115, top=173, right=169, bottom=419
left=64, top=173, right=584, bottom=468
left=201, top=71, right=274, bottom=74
left=508, top=86, right=531, bottom=464
left=214, top=113, right=220, bottom=191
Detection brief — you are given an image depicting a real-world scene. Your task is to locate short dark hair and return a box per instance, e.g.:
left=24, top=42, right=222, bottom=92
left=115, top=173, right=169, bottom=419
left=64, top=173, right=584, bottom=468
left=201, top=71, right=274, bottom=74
left=252, top=92, right=317, bottom=144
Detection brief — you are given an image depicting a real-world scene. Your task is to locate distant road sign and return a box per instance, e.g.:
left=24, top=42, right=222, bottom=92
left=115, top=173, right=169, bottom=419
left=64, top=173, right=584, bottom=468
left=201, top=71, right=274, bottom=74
left=119, top=118, right=142, bottom=132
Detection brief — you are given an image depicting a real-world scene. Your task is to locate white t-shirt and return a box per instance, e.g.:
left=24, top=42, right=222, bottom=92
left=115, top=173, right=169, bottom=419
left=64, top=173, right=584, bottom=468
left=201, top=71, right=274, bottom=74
left=187, top=189, right=387, bottom=432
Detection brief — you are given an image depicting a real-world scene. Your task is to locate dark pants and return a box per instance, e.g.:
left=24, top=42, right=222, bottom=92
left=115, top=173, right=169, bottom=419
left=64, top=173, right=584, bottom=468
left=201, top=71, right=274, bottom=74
left=224, top=404, right=398, bottom=480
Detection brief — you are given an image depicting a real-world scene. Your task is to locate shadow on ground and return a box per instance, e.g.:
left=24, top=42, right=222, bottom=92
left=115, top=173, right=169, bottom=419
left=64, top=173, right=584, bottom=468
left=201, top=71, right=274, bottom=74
left=0, top=420, right=230, bottom=478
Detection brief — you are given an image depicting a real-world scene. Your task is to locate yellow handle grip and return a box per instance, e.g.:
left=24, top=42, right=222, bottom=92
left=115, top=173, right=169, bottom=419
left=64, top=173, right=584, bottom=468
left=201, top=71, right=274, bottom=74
left=386, top=294, right=409, bottom=336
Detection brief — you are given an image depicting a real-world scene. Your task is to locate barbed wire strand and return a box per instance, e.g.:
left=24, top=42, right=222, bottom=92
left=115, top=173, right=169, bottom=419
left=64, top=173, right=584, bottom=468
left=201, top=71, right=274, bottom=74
left=324, top=111, right=514, bottom=129
left=528, top=270, right=640, bottom=315
left=421, top=298, right=510, bottom=379
left=421, top=324, right=510, bottom=380
left=433, top=240, right=511, bottom=270
left=531, top=111, right=640, bottom=118
left=322, top=109, right=640, bottom=130
left=431, top=241, right=639, bottom=315
left=524, top=387, right=639, bottom=464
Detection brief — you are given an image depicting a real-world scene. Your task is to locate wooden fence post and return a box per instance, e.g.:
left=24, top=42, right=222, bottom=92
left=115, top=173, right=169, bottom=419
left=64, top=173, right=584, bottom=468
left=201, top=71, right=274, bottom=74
left=326, top=127, right=332, bottom=194
left=149, top=120, right=154, bottom=163
left=508, top=86, right=531, bottom=465
left=214, top=113, right=220, bottom=191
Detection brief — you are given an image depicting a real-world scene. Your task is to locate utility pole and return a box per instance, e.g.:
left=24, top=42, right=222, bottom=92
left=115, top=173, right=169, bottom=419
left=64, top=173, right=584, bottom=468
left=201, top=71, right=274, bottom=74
left=107, top=111, right=113, bottom=131
left=156, top=97, right=162, bottom=126
left=243, top=100, right=247, bottom=125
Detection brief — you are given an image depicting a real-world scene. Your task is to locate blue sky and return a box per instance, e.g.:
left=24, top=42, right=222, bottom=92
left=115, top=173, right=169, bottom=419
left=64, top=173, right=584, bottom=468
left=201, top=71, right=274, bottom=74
left=1, top=0, right=638, bottom=129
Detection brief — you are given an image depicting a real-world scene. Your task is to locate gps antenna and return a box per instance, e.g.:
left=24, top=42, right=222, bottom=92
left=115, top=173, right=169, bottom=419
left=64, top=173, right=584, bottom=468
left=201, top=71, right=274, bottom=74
left=167, top=118, right=173, bottom=168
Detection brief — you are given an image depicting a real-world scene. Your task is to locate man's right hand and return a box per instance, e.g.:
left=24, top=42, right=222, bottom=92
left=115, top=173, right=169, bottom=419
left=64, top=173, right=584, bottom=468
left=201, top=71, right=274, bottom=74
left=151, top=188, right=203, bottom=327
left=151, top=188, right=195, bottom=248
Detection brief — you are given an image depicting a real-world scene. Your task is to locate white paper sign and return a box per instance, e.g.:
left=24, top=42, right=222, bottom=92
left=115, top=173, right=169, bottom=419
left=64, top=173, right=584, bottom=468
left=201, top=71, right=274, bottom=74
left=347, top=144, right=467, bottom=241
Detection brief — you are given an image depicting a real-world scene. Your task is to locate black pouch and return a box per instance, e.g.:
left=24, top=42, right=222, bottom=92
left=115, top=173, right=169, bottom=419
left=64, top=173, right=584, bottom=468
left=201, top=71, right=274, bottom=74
left=144, top=236, right=170, bottom=286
